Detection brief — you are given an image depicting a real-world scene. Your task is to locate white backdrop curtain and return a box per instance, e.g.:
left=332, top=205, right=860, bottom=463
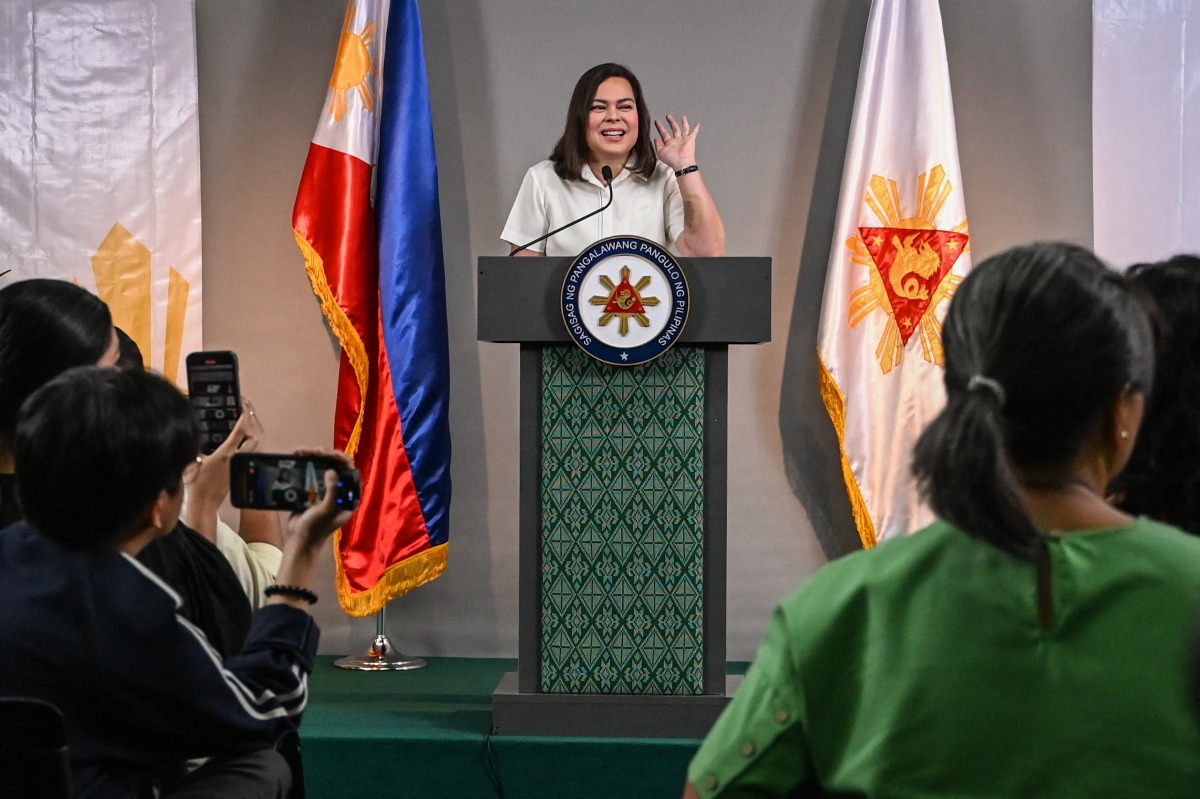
left=1094, top=0, right=1200, bottom=268
left=0, top=0, right=203, bottom=383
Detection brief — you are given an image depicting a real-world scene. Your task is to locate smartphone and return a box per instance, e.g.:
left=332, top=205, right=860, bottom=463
left=186, top=350, right=241, bottom=455
left=229, top=453, right=362, bottom=512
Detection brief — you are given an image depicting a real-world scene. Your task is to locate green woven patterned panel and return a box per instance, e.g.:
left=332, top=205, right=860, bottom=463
left=540, top=346, right=705, bottom=694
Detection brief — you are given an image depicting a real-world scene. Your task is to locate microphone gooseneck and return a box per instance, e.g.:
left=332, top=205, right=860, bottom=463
left=509, top=166, right=616, bottom=256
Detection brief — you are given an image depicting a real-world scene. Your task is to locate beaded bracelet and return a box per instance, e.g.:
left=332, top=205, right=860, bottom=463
left=264, top=584, right=318, bottom=605
left=674, top=165, right=699, bottom=177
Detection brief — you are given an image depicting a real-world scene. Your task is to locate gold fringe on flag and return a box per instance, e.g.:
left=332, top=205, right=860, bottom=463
left=817, top=352, right=878, bottom=549
left=292, top=230, right=369, bottom=457
left=334, top=540, right=448, bottom=617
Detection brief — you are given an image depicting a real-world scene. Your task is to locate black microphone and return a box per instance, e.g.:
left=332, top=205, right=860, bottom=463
left=510, top=165, right=615, bottom=256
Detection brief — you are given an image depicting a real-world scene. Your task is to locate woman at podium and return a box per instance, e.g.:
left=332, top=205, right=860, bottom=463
left=502, top=62, right=725, bottom=257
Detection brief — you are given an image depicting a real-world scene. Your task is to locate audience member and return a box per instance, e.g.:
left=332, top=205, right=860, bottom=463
left=0, top=279, right=117, bottom=527
left=1110, top=254, right=1200, bottom=533
left=0, top=280, right=250, bottom=654
left=177, top=410, right=285, bottom=609
left=0, top=366, right=351, bottom=797
left=1108, top=255, right=1200, bottom=722
left=113, top=327, right=285, bottom=607
left=685, top=243, right=1200, bottom=797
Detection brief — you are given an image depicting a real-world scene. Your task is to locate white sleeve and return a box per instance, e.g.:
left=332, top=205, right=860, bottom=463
left=500, top=166, right=548, bottom=251
left=214, top=522, right=282, bottom=610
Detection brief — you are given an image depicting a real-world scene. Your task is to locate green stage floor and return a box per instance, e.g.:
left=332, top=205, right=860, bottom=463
left=301, top=656, right=747, bottom=799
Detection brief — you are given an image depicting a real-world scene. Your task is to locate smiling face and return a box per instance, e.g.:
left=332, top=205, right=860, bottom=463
left=585, top=77, right=638, bottom=168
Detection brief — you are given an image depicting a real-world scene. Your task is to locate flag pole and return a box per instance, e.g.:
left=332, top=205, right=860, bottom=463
left=334, top=607, right=427, bottom=671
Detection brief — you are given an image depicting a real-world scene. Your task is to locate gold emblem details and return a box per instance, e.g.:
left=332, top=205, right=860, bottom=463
left=887, top=232, right=940, bottom=300
left=846, top=165, right=969, bottom=374
left=589, top=265, right=661, bottom=336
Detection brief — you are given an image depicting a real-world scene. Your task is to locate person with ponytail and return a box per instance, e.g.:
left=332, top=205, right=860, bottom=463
left=685, top=242, right=1200, bottom=798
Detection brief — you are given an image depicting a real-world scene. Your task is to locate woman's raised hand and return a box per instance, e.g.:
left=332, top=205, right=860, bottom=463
left=654, top=114, right=699, bottom=172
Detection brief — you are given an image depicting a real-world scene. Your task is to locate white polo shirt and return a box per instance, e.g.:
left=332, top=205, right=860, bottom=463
left=501, top=159, right=685, bottom=257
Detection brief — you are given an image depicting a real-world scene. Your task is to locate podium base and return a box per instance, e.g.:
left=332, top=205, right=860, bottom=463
left=334, top=634, right=427, bottom=671
left=490, top=671, right=741, bottom=739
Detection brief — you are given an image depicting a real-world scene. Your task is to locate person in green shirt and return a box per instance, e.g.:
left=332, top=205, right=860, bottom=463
left=686, top=242, right=1200, bottom=798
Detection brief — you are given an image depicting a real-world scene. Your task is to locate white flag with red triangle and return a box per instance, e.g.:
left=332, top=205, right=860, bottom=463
left=817, top=0, right=971, bottom=547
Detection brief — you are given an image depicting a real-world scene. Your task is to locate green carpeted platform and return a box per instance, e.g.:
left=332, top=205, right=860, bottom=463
left=301, top=656, right=748, bottom=799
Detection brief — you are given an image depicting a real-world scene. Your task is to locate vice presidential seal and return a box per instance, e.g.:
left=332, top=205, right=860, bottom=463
left=561, top=236, right=689, bottom=366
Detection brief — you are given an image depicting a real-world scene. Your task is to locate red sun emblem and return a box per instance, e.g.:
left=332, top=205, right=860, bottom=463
left=602, top=274, right=647, bottom=315
left=859, top=227, right=967, bottom=344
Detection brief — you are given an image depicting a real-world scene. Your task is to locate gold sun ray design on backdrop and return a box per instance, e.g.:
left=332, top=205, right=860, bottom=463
left=91, top=222, right=189, bottom=383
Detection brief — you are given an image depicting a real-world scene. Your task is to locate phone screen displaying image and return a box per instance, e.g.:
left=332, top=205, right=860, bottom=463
left=230, top=453, right=361, bottom=512
left=186, top=351, right=240, bottom=455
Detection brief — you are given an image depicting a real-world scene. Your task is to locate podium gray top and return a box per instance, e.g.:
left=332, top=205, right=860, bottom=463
left=477, top=256, right=771, bottom=344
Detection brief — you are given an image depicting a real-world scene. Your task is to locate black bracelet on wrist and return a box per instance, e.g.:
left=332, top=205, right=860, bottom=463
left=674, top=165, right=699, bottom=177
left=264, top=584, right=318, bottom=605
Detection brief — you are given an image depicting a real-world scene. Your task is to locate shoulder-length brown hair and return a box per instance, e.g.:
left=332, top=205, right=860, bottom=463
left=550, top=63, right=656, bottom=182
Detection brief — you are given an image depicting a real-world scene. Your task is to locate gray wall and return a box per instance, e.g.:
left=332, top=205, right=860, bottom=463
left=194, top=0, right=1092, bottom=659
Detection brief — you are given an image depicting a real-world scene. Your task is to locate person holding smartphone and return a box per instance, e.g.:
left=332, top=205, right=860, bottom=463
left=0, top=365, right=351, bottom=797
left=123, top=337, right=286, bottom=611
left=0, top=280, right=252, bottom=655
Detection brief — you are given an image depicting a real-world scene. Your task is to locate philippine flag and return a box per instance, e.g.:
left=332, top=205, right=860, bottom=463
left=292, top=0, right=451, bottom=616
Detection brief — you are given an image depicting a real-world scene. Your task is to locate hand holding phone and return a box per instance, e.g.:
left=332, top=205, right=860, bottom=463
left=284, top=450, right=358, bottom=549
left=186, top=350, right=241, bottom=455
left=230, top=452, right=361, bottom=513
left=260, top=451, right=357, bottom=607
left=183, top=399, right=263, bottom=540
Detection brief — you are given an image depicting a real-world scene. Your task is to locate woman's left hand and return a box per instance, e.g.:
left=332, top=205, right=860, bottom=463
left=654, top=113, right=726, bottom=257
left=654, top=114, right=699, bottom=172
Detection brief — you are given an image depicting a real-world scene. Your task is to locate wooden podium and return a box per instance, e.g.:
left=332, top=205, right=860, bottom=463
left=478, top=255, right=770, bottom=738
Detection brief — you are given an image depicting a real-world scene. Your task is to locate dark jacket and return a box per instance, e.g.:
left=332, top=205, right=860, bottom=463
left=0, top=522, right=317, bottom=798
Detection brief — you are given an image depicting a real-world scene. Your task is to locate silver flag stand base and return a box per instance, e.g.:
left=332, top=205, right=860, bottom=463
left=334, top=608, right=427, bottom=671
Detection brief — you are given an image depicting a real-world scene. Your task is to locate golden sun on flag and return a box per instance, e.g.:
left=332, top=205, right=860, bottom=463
left=327, top=1, right=377, bottom=123
left=845, top=164, right=969, bottom=374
